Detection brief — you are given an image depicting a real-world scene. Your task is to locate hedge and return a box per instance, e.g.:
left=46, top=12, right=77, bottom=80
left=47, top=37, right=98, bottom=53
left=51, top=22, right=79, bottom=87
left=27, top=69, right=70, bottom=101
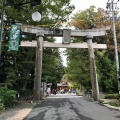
left=104, top=94, right=120, bottom=99
left=0, top=86, right=17, bottom=110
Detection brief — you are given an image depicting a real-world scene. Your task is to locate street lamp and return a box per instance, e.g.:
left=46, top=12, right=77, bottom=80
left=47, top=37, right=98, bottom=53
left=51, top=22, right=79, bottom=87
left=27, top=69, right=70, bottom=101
left=32, top=11, right=41, bottom=22
left=106, top=0, right=120, bottom=93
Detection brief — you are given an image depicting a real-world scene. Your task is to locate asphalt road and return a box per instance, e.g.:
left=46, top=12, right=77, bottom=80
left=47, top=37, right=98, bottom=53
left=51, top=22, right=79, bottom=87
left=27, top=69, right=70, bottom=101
left=23, top=93, right=120, bottom=120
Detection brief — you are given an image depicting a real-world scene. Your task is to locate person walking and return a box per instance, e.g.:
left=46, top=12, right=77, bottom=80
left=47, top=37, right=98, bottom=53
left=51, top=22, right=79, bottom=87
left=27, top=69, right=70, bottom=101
left=68, top=89, right=71, bottom=94
left=47, top=87, right=51, bottom=96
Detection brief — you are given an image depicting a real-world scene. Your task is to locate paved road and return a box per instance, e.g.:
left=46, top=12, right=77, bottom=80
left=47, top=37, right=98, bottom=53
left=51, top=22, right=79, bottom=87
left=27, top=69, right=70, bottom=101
left=23, top=94, right=120, bottom=120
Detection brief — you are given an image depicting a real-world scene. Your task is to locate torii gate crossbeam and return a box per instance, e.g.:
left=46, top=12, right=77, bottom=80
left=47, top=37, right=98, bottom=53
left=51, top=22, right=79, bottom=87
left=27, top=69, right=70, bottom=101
left=20, top=41, right=107, bottom=49
left=21, top=26, right=110, bottom=37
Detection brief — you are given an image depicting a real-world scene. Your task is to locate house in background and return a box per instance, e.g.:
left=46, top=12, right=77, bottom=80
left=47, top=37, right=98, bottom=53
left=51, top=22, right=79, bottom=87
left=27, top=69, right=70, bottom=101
left=56, top=81, right=71, bottom=93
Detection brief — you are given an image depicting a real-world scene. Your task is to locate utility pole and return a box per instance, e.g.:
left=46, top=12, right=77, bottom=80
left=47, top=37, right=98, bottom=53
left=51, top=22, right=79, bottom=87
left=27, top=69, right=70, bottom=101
left=106, top=0, right=120, bottom=93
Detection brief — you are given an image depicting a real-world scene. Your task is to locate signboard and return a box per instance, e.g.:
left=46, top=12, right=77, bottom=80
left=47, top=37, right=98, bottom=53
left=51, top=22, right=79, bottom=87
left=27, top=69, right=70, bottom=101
left=8, top=24, right=20, bottom=51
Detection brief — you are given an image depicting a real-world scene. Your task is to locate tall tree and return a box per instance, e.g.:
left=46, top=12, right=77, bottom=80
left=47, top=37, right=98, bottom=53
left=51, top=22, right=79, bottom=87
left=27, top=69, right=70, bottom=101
left=0, top=0, right=74, bottom=91
left=96, top=50, right=117, bottom=93
left=65, top=39, right=91, bottom=90
left=66, top=5, right=119, bottom=93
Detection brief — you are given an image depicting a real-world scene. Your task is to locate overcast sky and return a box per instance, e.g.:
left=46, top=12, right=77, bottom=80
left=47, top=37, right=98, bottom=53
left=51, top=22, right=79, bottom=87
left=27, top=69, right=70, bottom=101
left=71, top=0, right=108, bottom=13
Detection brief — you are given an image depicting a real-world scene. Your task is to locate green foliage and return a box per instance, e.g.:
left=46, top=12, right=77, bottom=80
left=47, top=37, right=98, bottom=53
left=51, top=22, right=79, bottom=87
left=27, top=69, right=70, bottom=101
left=70, top=82, right=80, bottom=89
left=119, top=98, right=120, bottom=106
left=19, top=89, right=33, bottom=98
left=1, top=47, right=36, bottom=91
left=0, top=0, right=74, bottom=92
left=70, top=6, right=107, bottom=29
left=96, top=51, right=118, bottom=93
left=42, top=47, right=64, bottom=84
left=2, top=0, right=74, bottom=26
left=67, top=6, right=119, bottom=94
left=65, top=38, right=91, bottom=90
left=108, top=102, right=118, bottom=107
left=0, top=87, right=17, bottom=109
left=118, top=85, right=120, bottom=91
left=0, top=100, right=5, bottom=110
left=98, top=99, right=104, bottom=104
left=104, top=94, right=120, bottom=99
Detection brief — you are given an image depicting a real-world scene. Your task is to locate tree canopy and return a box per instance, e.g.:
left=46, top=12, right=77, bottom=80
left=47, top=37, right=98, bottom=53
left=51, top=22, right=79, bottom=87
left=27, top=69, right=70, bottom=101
left=65, top=6, right=120, bottom=93
left=0, top=0, right=74, bottom=92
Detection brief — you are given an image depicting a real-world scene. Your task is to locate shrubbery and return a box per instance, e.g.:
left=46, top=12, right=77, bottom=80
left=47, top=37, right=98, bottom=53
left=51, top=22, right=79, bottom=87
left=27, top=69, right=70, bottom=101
left=19, top=89, right=33, bottom=100
left=0, top=87, right=17, bottom=110
left=108, top=102, right=118, bottom=107
left=104, top=94, right=120, bottom=99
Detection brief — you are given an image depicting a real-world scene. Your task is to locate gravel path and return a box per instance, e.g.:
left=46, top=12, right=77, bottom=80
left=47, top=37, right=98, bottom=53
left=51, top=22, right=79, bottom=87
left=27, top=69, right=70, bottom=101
left=0, top=108, right=32, bottom=120
left=0, top=102, right=34, bottom=120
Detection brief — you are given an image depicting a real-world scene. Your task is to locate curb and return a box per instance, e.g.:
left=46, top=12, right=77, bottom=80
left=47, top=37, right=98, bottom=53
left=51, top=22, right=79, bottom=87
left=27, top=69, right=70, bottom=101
left=98, top=102, right=120, bottom=111
left=103, top=104, right=120, bottom=111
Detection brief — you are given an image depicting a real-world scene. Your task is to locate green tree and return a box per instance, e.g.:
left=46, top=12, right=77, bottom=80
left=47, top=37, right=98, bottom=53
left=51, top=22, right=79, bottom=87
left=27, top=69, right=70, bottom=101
left=66, top=5, right=119, bottom=93
left=65, top=43, right=91, bottom=90
left=96, top=50, right=117, bottom=93
left=0, top=0, right=74, bottom=92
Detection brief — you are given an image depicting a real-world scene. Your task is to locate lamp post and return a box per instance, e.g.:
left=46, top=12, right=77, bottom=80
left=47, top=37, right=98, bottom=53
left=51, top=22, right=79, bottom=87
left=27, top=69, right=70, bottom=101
left=106, top=0, right=120, bottom=93
left=32, top=11, right=41, bottom=22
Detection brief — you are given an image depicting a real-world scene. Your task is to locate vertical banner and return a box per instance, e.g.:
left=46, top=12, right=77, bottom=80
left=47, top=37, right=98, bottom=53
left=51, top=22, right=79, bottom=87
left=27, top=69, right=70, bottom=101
left=8, top=24, right=20, bottom=51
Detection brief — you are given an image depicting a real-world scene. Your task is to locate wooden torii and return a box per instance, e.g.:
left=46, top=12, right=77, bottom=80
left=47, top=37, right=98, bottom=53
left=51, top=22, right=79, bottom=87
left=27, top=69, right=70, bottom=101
left=21, top=26, right=110, bottom=101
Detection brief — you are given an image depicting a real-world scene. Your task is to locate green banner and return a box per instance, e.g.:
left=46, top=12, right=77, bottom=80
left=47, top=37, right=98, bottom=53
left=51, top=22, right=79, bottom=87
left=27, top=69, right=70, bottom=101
left=8, top=24, right=20, bottom=51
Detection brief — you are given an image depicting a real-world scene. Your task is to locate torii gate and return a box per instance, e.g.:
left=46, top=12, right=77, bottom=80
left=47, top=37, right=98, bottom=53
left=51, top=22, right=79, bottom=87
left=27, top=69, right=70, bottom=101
left=21, top=26, right=110, bottom=101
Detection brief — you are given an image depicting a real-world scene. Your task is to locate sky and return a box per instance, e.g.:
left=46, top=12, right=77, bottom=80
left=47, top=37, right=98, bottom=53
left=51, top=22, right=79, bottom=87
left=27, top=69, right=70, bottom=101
left=71, top=0, right=108, bottom=13
left=58, top=0, right=113, bottom=66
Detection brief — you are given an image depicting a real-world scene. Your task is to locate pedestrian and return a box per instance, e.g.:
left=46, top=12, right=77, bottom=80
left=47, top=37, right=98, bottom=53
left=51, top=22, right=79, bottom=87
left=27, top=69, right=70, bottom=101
left=68, top=89, right=71, bottom=94
left=53, top=89, right=56, bottom=95
left=47, top=87, right=51, bottom=96
left=84, top=90, right=87, bottom=97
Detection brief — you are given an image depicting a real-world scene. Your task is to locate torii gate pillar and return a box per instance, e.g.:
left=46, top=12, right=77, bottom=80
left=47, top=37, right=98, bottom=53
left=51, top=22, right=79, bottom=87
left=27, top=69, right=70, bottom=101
left=34, top=34, right=44, bottom=102
left=87, top=35, right=99, bottom=101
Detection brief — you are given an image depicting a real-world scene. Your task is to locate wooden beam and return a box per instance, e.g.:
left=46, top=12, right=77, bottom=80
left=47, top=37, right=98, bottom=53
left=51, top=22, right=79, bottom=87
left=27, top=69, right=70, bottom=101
left=21, top=26, right=110, bottom=37
left=20, top=41, right=37, bottom=47
left=20, top=41, right=107, bottom=49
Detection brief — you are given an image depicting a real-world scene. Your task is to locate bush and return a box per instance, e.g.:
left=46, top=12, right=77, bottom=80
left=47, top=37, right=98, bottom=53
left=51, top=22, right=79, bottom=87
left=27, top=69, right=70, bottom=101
left=104, top=94, right=120, bottom=99
left=108, top=102, right=118, bottom=107
left=98, top=99, right=104, bottom=104
left=19, top=89, right=33, bottom=100
left=0, top=87, right=17, bottom=109
left=0, top=99, right=5, bottom=110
